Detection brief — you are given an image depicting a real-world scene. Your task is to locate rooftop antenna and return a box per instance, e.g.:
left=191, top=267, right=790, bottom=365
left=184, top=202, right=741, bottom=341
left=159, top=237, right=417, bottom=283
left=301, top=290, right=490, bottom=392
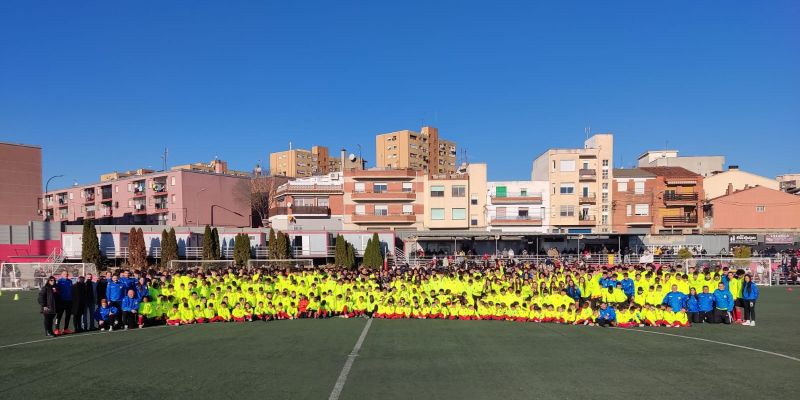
left=161, top=147, right=168, bottom=171
left=584, top=124, right=591, bottom=148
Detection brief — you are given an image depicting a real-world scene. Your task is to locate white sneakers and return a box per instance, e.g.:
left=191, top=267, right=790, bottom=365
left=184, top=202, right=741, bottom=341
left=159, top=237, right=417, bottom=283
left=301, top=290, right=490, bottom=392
left=742, top=320, right=756, bottom=326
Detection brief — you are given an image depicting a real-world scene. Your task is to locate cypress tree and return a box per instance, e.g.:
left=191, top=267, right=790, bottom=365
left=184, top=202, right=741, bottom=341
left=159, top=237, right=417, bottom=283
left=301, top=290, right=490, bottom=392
left=275, top=231, right=287, bottom=259
left=283, top=232, right=293, bottom=259
left=268, top=228, right=277, bottom=259
left=159, top=229, right=169, bottom=268
left=128, top=228, right=147, bottom=269
left=160, top=228, right=178, bottom=269
left=334, top=234, right=345, bottom=266
left=202, top=225, right=214, bottom=260
left=81, top=220, right=102, bottom=267
left=211, top=228, right=221, bottom=259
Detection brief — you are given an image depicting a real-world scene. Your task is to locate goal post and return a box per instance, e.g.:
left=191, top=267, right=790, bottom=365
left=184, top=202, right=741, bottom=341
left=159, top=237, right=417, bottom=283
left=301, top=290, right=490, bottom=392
left=0, top=262, right=99, bottom=290
left=683, top=257, right=774, bottom=286
left=247, top=259, right=314, bottom=270
left=167, top=260, right=235, bottom=272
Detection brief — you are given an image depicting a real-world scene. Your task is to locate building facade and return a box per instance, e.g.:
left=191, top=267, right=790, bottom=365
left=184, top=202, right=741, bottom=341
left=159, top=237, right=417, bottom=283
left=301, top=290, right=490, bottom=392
left=531, top=134, right=613, bottom=234
left=640, top=167, right=705, bottom=234
left=375, top=126, right=457, bottom=174
left=342, top=169, right=424, bottom=231
left=703, top=166, right=779, bottom=200
left=269, top=172, right=344, bottom=231
left=637, top=150, right=724, bottom=177
left=486, top=180, right=549, bottom=233
left=705, top=186, right=800, bottom=232
left=611, top=168, right=658, bottom=234
left=776, top=173, right=800, bottom=195
left=0, top=142, right=42, bottom=225
left=43, top=170, right=251, bottom=227
left=270, top=145, right=363, bottom=178
left=423, top=164, right=487, bottom=230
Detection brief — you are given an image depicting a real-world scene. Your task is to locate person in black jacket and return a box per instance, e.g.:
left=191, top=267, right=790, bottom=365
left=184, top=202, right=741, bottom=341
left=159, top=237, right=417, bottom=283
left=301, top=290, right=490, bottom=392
left=96, top=272, right=109, bottom=304
left=83, top=273, right=97, bottom=330
left=71, top=276, right=87, bottom=333
left=38, top=276, right=58, bottom=337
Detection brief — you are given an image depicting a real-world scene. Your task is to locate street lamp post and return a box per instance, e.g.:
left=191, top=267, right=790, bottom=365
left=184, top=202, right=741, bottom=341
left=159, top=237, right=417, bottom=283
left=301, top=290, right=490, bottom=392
left=43, top=174, right=64, bottom=221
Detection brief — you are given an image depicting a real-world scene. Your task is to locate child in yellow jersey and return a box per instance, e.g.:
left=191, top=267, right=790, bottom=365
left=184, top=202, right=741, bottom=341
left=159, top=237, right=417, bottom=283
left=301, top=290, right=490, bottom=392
left=254, top=301, right=267, bottom=320
left=137, top=296, right=154, bottom=328
left=577, top=302, right=594, bottom=325
left=565, top=303, right=578, bottom=324
left=180, top=304, right=195, bottom=325
left=192, top=305, right=205, bottom=323
left=232, top=303, right=247, bottom=322
left=166, top=305, right=181, bottom=326
left=217, top=302, right=232, bottom=322
left=543, top=305, right=557, bottom=323
left=204, top=303, right=217, bottom=322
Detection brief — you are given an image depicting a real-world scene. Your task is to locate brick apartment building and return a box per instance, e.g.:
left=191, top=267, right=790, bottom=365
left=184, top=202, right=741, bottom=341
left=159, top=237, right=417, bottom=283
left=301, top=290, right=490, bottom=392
left=375, top=126, right=457, bottom=175
left=342, top=168, right=425, bottom=231
left=0, top=142, right=42, bottom=225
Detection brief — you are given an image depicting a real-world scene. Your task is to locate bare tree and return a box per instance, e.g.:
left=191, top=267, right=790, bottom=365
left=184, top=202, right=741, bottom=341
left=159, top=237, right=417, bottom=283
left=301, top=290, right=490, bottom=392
left=241, top=176, right=289, bottom=227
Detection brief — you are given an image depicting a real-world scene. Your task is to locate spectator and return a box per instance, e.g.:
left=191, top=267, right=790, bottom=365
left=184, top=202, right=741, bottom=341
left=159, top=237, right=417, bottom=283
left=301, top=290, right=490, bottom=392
left=83, top=273, right=97, bottom=331
left=54, top=271, right=74, bottom=335
left=37, top=276, right=58, bottom=337
left=741, top=274, right=759, bottom=327
left=71, top=275, right=87, bottom=333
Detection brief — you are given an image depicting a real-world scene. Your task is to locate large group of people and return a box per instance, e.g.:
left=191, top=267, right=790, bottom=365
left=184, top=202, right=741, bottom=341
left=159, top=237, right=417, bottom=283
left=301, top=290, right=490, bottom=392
left=37, top=259, right=761, bottom=337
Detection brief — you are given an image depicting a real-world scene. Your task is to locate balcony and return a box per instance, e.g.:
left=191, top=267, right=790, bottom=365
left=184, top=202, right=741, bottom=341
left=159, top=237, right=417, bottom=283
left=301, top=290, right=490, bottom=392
left=134, top=204, right=147, bottom=214
left=490, top=192, right=542, bottom=205
left=84, top=195, right=96, bottom=204
left=579, top=193, right=597, bottom=204
left=490, top=215, right=543, bottom=226
left=276, top=184, right=343, bottom=195
left=663, top=216, right=698, bottom=226
left=100, top=208, right=113, bottom=218
left=348, top=169, right=418, bottom=179
left=351, top=213, right=416, bottom=223
left=86, top=210, right=96, bottom=219
left=663, top=193, right=699, bottom=203
left=351, top=191, right=416, bottom=201
left=579, top=169, right=597, bottom=181
left=578, top=215, right=597, bottom=225
left=270, top=206, right=330, bottom=216
left=154, top=202, right=169, bottom=212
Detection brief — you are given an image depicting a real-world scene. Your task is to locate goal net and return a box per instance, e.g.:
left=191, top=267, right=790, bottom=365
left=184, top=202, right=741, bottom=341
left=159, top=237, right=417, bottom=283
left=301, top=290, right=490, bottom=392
left=247, top=259, right=314, bottom=270
left=167, top=260, right=235, bottom=272
left=683, top=257, right=775, bottom=286
left=0, top=262, right=99, bottom=290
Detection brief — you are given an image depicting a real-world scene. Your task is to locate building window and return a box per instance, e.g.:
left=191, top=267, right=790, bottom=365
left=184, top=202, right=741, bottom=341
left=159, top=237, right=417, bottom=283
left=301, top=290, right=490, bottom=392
left=172, top=213, right=176, bottom=221
left=518, top=208, right=529, bottom=217
left=634, top=204, right=649, bottom=216
left=559, top=183, right=575, bottom=195
left=374, top=205, right=388, bottom=216
left=559, top=205, right=575, bottom=217
left=601, top=214, right=608, bottom=224
left=602, top=183, right=608, bottom=191
left=602, top=169, right=609, bottom=179
left=354, top=182, right=365, bottom=193
left=471, top=215, right=478, bottom=226
left=452, top=208, right=466, bottom=220
left=171, top=177, right=176, bottom=186
left=171, top=195, right=176, bottom=204
left=602, top=192, right=608, bottom=202
left=452, top=185, right=466, bottom=197
left=402, top=204, right=413, bottom=215
left=559, top=160, right=576, bottom=172
left=128, top=183, right=132, bottom=192
left=634, top=181, right=645, bottom=194
left=618, top=181, right=628, bottom=192
left=602, top=159, right=609, bottom=167
left=402, top=182, right=413, bottom=192
left=756, top=205, right=765, bottom=213
left=373, top=183, right=388, bottom=193
left=317, top=197, right=329, bottom=207
left=355, top=205, right=366, bottom=215
left=430, top=185, right=445, bottom=197
left=431, top=208, right=445, bottom=220
left=470, top=194, right=478, bottom=205
left=626, top=205, right=632, bottom=216
left=602, top=205, right=608, bottom=213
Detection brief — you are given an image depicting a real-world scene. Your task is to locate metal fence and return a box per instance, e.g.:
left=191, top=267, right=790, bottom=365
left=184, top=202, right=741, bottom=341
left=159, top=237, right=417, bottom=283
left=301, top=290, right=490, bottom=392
left=0, top=263, right=99, bottom=290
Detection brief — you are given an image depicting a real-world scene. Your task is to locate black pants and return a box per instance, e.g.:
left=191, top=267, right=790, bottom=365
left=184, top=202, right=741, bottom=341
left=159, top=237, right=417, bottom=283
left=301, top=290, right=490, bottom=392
left=597, top=318, right=614, bottom=327
left=55, top=301, right=72, bottom=330
left=43, top=313, right=55, bottom=335
left=743, top=300, right=756, bottom=321
left=688, top=312, right=702, bottom=324
left=72, top=307, right=84, bottom=331
left=701, top=311, right=713, bottom=323
left=712, top=309, right=731, bottom=324
left=98, top=317, right=115, bottom=330
left=122, top=311, right=138, bottom=328
left=109, top=301, right=123, bottom=324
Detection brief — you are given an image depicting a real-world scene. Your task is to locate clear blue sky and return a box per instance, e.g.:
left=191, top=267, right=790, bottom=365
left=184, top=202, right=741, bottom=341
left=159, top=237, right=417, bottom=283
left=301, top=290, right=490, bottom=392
left=1, top=1, right=798, bottom=189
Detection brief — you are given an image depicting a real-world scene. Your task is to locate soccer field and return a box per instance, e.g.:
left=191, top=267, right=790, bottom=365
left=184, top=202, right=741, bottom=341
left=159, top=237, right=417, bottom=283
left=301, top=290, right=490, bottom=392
left=1, top=288, right=798, bottom=400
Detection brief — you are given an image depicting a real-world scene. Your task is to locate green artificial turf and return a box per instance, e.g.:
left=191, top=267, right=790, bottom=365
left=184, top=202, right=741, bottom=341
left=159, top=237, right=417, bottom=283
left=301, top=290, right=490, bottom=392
left=1, top=288, right=798, bottom=399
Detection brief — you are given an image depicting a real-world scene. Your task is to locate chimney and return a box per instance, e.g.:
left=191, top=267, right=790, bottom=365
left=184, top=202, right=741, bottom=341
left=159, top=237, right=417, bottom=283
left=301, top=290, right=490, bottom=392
left=340, top=148, right=346, bottom=174
left=728, top=165, right=739, bottom=170
left=726, top=183, right=733, bottom=195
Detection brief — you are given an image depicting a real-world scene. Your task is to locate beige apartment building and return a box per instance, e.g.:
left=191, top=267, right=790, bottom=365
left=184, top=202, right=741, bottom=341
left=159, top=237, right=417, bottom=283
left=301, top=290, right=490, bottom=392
left=375, top=126, right=457, bottom=174
left=271, top=145, right=363, bottom=178
left=342, top=168, right=425, bottom=231
left=703, top=166, right=779, bottom=200
left=423, top=163, right=487, bottom=230
left=531, top=134, right=613, bottom=233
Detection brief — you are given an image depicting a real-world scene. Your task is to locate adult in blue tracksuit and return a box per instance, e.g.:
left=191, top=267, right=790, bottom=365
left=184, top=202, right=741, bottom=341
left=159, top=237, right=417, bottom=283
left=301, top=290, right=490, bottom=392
left=697, top=286, right=715, bottom=323
left=94, top=299, right=118, bottom=331
left=685, top=288, right=701, bottom=324
left=662, top=285, right=688, bottom=312
left=712, top=282, right=734, bottom=324
left=55, top=271, right=74, bottom=333
left=596, top=302, right=617, bottom=327
left=565, top=281, right=582, bottom=303
left=620, top=274, right=635, bottom=300
left=106, top=275, right=126, bottom=324
left=741, top=274, right=759, bottom=326
left=135, top=278, right=149, bottom=301
left=121, top=289, right=141, bottom=329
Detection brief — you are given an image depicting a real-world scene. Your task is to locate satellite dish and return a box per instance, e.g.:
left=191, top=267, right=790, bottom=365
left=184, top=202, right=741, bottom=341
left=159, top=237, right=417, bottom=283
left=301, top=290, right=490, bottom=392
left=349, top=154, right=357, bottom=162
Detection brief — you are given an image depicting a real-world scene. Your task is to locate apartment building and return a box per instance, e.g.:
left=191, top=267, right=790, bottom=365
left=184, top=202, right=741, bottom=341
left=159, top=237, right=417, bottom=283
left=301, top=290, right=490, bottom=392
left=0, top=142, right=42, bottom=225
left=703, top=166, right=779, bottom=200
left=171, top=158, right=250, bottom=177
left=269, top=172, right=345, bottom=231
left=375, top=126, right=457, bottom=174
left=640, top=167, right=704, bottom=234
left=342, top=168, right=424, bottom=231
left=486, top=181, right=549, bottom=233
left=270, top=145, right=363, bottom=178
left=705, top=186, right=800, bottom=232
left=531, top=134, right=613, bottom=234
left=43, top=169, right=251, bottom=227
left=777, top=173, right=800, bottom=195
left=638, top=150, right=724, bottom=177
left=423, top=164, right=487, bottom=230
left=611, top=168, right=658, bottom=234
